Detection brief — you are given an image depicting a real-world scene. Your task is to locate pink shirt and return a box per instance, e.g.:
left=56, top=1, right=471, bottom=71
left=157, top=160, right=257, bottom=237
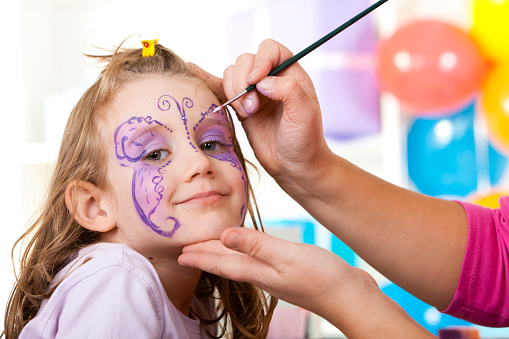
left=19, top=243, right=215, bottom=338
left=441, top=197, right=509, bottom=326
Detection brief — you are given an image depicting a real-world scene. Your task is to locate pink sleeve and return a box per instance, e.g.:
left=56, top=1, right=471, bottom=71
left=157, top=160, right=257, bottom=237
left=440, top=197, right=509, bottom=327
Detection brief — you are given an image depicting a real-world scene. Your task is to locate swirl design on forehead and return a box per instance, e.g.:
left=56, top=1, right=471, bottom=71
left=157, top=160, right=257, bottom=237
left=159, top=95, right=198, bottom=152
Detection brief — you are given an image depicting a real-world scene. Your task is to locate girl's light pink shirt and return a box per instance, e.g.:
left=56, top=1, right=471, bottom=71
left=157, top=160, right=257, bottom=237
left=441, top=197, right=509, bottom=326
left=19, top=243, right=215, bottom=338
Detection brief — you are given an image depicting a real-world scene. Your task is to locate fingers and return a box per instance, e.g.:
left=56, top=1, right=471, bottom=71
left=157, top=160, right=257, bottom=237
left=179, top=250, right=272, bottom=285
left=250, top=39, right=316, bottom=97
left=256, top=75, right=320, bottom=125
left=223, top=39, right=318, bottom=119
left=256, top=76, right=297, bottom=104
left=248, top=39, right=296, bottom=85
left=182, top=239, right=239, bottom=256
left=223, top=55, right=261, bottom=118
left=231, top=54, right=255, bottom=97
left=179, top=228, right=293, bottom=279
left=222, top=40, right=298, bottom=118
left=178, top=237, right=278, bottom=287
left=182, top=228, right=290, bottom=267
left=220, top=227, right=293, bottom=267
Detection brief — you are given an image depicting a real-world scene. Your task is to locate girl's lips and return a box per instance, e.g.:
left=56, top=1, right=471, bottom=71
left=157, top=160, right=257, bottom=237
left=178, top=191, right=225, bottom=205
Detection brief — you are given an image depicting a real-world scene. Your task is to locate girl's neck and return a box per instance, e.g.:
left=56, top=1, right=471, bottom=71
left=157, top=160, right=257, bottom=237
left=100, top=232, right=202, bottom=316
left=149, top=255, right=202, bottom=316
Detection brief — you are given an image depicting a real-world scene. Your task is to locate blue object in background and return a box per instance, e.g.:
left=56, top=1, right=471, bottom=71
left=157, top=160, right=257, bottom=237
left=263, top=219, right=315, bottom=245
left=489, top=143, right=508, bottom=186
left=407, top=103, right=477, bottom=197
left=331, top=236, right=356, bottom=266
left=407, top=102, right=507, bottom=197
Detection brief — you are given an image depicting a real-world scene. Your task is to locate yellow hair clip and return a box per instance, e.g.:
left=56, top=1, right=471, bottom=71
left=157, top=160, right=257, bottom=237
left=141, top=39, right=159, bottom=57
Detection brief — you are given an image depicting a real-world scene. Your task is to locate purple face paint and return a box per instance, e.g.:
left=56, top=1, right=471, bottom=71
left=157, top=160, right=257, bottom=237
left=115, top=116, right=180, bottom=238
left=195, top=103, right=247, bottom=219
left=159, top=95, right=198, bottom=152
left=114, top=95, right=247, bottom=239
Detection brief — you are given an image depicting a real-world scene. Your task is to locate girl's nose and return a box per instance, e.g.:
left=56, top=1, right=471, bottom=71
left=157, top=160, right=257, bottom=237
left=180, top=147, right=216, bottom=182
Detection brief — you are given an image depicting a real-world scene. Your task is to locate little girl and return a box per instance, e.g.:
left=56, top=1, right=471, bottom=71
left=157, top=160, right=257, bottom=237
left=4, top=41, right=277, bottom=338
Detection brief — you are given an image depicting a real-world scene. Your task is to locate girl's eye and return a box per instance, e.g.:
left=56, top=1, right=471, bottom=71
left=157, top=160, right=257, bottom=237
left=145, top=149, right=169, bottom=162
left=200, top=141, right=222, bottom=152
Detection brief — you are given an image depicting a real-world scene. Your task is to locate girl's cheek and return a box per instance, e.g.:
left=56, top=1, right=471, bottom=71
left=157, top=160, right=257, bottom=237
left=113, top=116, right=180, bottom=238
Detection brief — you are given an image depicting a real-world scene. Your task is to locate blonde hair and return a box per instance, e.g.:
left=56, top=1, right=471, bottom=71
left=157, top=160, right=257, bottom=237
left=4, top=41, right=277, bottom=338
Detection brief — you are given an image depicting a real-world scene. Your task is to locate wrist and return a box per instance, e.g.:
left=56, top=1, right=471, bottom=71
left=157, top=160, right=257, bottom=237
left=272, top=146, right=341, bottom=204
left=323, top=273, right=434, bottom=338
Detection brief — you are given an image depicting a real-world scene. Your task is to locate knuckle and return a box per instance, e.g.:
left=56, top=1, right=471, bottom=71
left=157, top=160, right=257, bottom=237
left=246, top=233, right=264, bottom=259
left=185, top=255, right=198, bottom=268
left=282, top=77, right=300, bottom=93
left=260, top=38, right=277, bottom=48
left=214, top=256, right=228, bottom=279
left=258, top=39, right=280, bottom=63
left=235, top=53, right=255, bottom=65
left=223, top=64, right=234, bottom=76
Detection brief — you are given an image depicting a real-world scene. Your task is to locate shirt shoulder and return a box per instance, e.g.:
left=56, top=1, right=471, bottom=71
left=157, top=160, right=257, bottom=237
left=20, top=243, right=167, bottom=338
left=442, top=199, right=509, bottom=326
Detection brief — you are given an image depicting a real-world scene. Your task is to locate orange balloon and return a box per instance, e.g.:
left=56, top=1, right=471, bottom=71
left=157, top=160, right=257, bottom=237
left=481, top=65, right=509, bottom=154
left=376, top=20, right=488, bottom=115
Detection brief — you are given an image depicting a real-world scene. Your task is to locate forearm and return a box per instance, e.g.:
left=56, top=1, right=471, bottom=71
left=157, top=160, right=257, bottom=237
left=312, top=266, right=435, bottom=339
left=276, top=153, right=468, bottom=309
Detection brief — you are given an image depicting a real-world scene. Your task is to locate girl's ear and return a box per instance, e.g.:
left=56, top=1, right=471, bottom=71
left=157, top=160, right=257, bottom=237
left=65, top=180, right=116, bottom=232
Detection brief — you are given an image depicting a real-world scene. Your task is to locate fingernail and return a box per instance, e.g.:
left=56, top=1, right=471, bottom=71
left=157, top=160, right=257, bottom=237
left=242, top=97, right=254, bottom=113
left=224, top=231, right=241, bottom=249
left=257, top=77, right=274, bottom=94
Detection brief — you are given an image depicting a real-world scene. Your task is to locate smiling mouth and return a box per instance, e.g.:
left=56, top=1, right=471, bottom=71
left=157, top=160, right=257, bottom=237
left=179, top=192, right=225, bottom=205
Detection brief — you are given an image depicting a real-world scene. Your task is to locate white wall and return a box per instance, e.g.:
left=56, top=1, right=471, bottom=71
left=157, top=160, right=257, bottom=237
left=0, top=0, right=23, bottom=328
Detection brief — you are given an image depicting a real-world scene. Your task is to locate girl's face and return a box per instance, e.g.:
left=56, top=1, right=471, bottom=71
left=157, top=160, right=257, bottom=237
left=104, top=75, right=247, bottom=256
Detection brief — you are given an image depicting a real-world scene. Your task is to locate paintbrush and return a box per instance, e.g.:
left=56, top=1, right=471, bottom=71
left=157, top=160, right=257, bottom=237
left=212, top=0, right=389, bottom=114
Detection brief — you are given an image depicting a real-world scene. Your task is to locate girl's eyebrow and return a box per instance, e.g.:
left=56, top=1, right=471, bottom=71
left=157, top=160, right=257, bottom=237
left=198, top=116, right=231, bottom=130
left=128, top=124, right=170, bottom=144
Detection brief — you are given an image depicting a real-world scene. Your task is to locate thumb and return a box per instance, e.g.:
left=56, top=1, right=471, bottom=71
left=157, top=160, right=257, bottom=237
left=221, top=227, right=286, bottom=266
left=255, top=75, right=319, bottom=114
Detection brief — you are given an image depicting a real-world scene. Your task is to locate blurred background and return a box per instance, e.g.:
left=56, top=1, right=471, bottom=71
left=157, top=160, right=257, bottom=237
left=2, top=0, right=509, bottom=337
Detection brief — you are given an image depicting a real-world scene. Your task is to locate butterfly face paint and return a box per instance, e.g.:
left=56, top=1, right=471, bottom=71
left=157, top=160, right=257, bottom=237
left=114, top=94, right=246, bottom=238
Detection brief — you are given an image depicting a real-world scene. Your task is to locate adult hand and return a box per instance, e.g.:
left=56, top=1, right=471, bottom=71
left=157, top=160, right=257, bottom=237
left=178, top=227, right=435, bottom=338
left=180, top=227, right=367, bottom=315
left=224, top=40, right=334, bottom=187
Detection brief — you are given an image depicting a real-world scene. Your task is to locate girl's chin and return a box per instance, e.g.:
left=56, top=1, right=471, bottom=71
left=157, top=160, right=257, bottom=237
left=179, top=225, right=241, bottom=242
left=180, top=216, right=242, bottom=230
